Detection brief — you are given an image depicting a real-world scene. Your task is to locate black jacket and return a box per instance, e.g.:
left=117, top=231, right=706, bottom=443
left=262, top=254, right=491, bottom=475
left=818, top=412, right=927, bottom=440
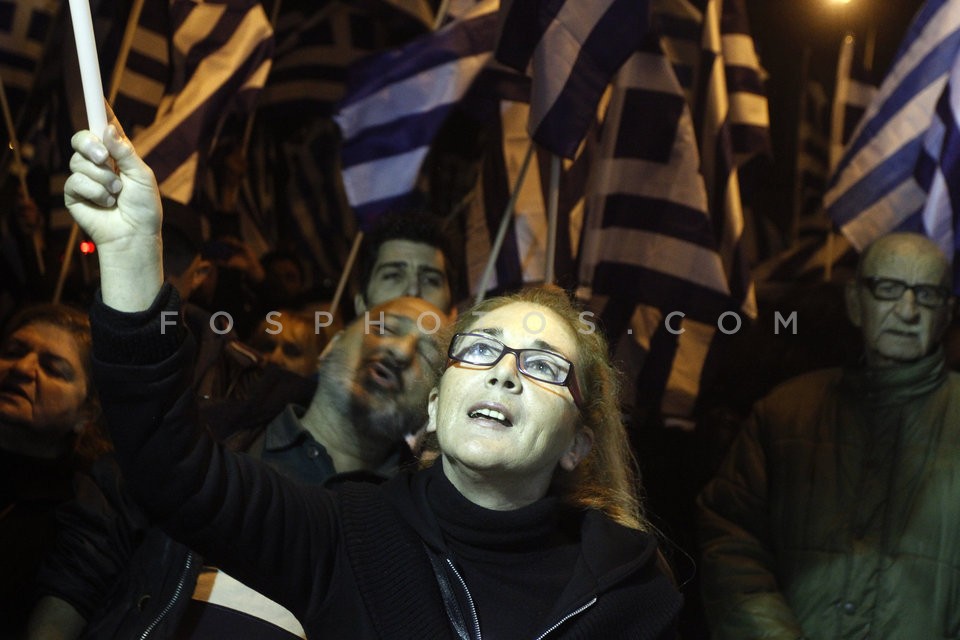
left=87, top=286, right=681, bottom=639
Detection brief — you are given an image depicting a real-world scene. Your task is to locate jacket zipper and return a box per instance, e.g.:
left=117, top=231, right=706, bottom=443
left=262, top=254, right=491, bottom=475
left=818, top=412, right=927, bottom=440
left=445, top=557, right=482, bottom=640
left=140, top=553, right=194, bottom=639
left=443, top=554, right=598, bottom=640
left=533, top=597, right=598, bottom=640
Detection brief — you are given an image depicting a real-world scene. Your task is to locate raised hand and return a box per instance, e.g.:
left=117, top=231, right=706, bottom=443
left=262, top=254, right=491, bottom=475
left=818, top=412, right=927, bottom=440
left=64, top=119, right=164, bottom=312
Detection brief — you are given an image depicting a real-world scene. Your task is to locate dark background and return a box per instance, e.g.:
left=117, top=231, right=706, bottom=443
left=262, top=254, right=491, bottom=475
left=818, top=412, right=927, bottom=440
left=742, top=0, right=926, bottom=250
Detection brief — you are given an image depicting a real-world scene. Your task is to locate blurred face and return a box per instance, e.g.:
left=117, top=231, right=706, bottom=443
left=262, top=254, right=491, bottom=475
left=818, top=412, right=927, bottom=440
left=249, top=314, right=321, bottom=377
left=427, top=302, right=588, bottom=492
left=327, top=297, right=449, bottom=441
left=266, top=259, right=303, bottom=300
left=361, top=240, right=451, bottom=313
left=0, top=323, right=90, bottom=455
left=847, top=236, right=953, bottom=367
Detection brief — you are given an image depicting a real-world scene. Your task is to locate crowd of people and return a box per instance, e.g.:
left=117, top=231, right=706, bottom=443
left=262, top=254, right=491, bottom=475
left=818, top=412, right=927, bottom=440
left=2, top=114, right=960, bottom=640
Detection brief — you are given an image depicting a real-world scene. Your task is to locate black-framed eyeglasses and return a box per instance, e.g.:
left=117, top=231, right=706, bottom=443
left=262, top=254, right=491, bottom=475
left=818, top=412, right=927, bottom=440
left=447, top=332, right=584, bottom=409
left=859, top=276, right=952, bottom=309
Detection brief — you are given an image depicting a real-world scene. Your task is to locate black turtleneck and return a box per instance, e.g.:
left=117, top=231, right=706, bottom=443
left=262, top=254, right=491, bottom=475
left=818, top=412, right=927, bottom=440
left=422, top=463, right=582, bottom=639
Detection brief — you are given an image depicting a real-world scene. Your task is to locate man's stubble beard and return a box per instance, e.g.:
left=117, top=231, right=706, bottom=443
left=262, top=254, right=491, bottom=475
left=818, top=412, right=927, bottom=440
left=317, top=345, right=425, bottom=443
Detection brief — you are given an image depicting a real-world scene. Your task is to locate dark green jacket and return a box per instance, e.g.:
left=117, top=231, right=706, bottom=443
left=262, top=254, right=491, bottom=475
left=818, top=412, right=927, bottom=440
left=698, top=350, right=960, bottom=639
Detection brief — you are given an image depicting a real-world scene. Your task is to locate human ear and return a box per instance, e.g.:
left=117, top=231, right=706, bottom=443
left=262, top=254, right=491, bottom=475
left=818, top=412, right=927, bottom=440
left=425, top=387, right=440, bottom=434
left=560, top=427, right=594, bottom=471
left=354, top=293, right=368, bottom=315
left=845, top=281, right=863, bottom=327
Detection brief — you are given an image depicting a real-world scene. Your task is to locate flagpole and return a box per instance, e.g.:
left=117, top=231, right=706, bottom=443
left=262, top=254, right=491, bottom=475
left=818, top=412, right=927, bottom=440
left=107, top=0, right=146, bottom=103
left=823, top=34, right=854, bottom=283
left=57, top=0, right=107, bottom=303
left=52, top=223, right=81, bottom=303
left=330, top=231, right=363, bottom=317
left=544, top=154, right=560, bottom=286
left=433, top=0, right=451, bottom=30
left=790, top=45, right=812, bottom=248
left=475, top=141, right=536, bottom=304
left=56, top=0, right=143, bottom=301
left=0, top=75, right=45, bottom=275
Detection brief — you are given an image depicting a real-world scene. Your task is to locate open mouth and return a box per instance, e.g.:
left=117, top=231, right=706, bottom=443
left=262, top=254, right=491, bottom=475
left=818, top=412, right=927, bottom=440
left=467, top=406, right=513, bottom=427
left=368, top=361, right=401, bottom=391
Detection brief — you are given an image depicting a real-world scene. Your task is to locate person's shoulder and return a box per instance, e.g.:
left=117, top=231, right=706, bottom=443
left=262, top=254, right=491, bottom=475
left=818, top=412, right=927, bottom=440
left=748, top=367, right=844, bottom=434
left=762, top=367, right=843, bottom=402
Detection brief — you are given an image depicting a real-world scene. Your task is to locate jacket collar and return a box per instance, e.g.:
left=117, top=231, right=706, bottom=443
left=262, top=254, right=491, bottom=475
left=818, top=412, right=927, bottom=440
left=841, top=347, right=947, bottom=406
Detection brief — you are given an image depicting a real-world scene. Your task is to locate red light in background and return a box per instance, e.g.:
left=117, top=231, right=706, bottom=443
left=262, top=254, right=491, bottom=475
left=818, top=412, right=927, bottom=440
left=79, top=241, right=96, bottom=254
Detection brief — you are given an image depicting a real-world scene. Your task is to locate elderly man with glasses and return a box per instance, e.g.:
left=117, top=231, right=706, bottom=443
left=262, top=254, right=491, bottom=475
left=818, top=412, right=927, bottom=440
left=698, top=232, right=960, bottom=640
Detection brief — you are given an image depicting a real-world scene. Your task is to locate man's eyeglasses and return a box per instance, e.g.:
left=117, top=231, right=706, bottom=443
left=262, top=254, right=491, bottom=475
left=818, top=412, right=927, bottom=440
left=859, top=276, right=952, bottom=309
left=447, top=332, right=584, bottom=409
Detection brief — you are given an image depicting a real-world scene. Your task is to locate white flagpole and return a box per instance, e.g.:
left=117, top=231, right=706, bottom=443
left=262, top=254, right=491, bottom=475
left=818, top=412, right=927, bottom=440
left=544, top=154, right=560, bottom=285
left=57, top=0, right=107, bottom=302
left=475, top=141, right=536, bottom=304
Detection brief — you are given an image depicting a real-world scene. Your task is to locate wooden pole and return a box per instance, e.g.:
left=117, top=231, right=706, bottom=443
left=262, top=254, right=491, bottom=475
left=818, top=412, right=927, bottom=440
left=0, top=75, right=44, bottom=274
left=433, top=0, right=451, bottom=30
left=475, top=142, right=536, bottom=304
left=544, top=154, right=560, bottom=285
left=330, top=231, right=363, bottom=317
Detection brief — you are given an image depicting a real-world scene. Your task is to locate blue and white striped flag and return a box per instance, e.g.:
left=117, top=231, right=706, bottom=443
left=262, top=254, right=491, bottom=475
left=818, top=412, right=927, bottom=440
left=103, top=0, right=171, bottom=136
left=130, top=0, right=274, bottom=204
left=795, top=80, right=830, bottom=227
left=259, top=0, right=432, bottom=120
left=917, top=51, right=960, bottom=285
left=334, top=0, right=498, bottom=230
left=694, top=0, right=766, bottom=319
left=829, top=34, right=879, bottom=171
left=495, top=0, right=650, bottom=159
left=465, top=95, right=591, bottom=296
left=577, top=38, right=740, bottom=420
left=824, top=0, right=960, bottom=251
left=0, top=0, right=59, bottom=124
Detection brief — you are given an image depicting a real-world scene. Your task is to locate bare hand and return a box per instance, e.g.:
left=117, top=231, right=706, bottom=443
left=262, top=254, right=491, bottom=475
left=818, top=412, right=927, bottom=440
left=64, top=121, right=161, bottom=253
left=63, top=114, right=165, bottom=312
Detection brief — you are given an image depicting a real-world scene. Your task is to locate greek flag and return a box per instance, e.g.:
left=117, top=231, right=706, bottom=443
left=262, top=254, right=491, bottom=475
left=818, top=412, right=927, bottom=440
left=577, top=39, right=740, bottom=419
left=829, top=34, right=879, bottom=170
left=0, top=0, right=59, bottom=122
left=495, top=0, right=649, bottom=159
left=259, top=0, right=432, bottom=120
left=465, top=94, right=591, bottom=296
left=794, top=80, right=830, bottom=227
left=130, top=0, right=274, bottom=204
left=694, top=0, right=766, bottom=318
left=103, top=0, right=171, bottom=134
left=824, top=0, right=960, bottom=251
left=334, top=0, right=498, bottom=230
left=917, top=52, right=960, bottom=285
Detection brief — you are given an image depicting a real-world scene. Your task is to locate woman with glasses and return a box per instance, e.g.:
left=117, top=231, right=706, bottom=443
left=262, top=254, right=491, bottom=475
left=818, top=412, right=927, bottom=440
left=63, top=122, right=681, bottom=639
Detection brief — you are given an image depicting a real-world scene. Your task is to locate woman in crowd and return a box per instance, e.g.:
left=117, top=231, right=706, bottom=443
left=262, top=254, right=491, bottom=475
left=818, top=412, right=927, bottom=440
left=62, top=120, right=681, bottom=638
left=0, top=303, right=106, bottom=635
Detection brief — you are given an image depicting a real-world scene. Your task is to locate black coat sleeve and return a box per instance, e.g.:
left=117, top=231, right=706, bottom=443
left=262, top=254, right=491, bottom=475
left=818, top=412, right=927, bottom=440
left=89, top=285, right=343, bottom=620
